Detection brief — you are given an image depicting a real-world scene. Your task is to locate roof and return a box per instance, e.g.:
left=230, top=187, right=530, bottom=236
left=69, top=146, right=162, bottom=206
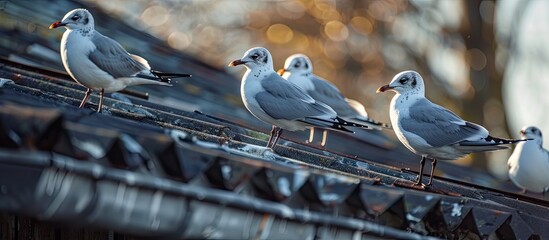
left=1, top=1, right=549, bottom=239
left=2, top=53, right=549, bottom=240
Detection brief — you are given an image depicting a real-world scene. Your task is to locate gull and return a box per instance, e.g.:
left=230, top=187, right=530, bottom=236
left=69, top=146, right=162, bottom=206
left=278, top=54, right=390, bottom=146
left=507, top=126, right=549, bottom=194
left=228, top=47, right=370, bottom=149
left=49, top=9, right=191, bottom=112
left=377, top=70, right=525, bottom=186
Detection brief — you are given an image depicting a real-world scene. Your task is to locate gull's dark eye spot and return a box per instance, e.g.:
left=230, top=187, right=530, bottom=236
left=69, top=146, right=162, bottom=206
left=71, top=15, right=80, bottom=21
left=399, top=77, right=409, bottom=84
left=294, top=61, right=301, bottom=68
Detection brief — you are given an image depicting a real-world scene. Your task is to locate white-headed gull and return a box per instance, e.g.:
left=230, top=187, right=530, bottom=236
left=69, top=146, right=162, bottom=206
left=228, top=47, right=370, bottom=149
left=507, top=126, right=549, bottom=194
left=278, top=53, right=390, bottom=146
left=49, top=9, right=191, bottom=112
left=377, top=70, right=525, bottom=186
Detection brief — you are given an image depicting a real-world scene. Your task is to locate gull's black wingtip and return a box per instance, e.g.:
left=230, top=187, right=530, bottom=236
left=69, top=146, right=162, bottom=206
left=332, top=124, right=354, bottom=133
left=151, top=70, right=192, bottom=79
left=336, top=117, right=371, bottom=130
left=327, top=124, right=354, bottom=133
left=367, top=118, right=392, bottom=129
left=485, top=135, right=527, bottom=144
left=172, top=73, right=192, bottom=78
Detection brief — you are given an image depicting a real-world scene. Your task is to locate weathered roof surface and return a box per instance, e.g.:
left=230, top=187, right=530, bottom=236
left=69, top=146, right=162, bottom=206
left=1, top=54, right=549, bottom=239
left=1, top=1, right=549, bottom=239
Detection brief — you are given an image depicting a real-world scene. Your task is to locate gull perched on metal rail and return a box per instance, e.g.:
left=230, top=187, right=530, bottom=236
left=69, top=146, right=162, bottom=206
left=507, top=126, right=549, bottom=194
left=50, top=9, right=191, bottom=112
left=278, top=54, right=390, bottom=146
left=229, top=47, right=371, bottom=149
left=377, top=70, right=525, bottom=186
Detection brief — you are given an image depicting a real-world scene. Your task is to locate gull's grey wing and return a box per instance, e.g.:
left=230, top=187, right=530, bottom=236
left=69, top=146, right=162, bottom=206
left=256, top=73, right=335, bottom=120
left=308, top=75, right=358, bottom=117
left=401, top=98, right=486, bottom=147
left=88, top=32, right=149, bottom=78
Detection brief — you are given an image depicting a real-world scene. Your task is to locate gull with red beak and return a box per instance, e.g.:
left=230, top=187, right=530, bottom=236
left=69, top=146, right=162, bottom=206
left=507, top=126, right=549, bottom=194
left=50, top=9, right=191, bottom=112
left=228, top=47, right=371, bottom=149
left=377, top=70, right=525, bottom=186
left=278, top=54, right=390, bottom=146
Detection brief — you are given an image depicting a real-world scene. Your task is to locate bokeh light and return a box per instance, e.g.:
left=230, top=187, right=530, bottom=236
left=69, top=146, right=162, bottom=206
left=323, top=21, right=349, bottom=42
left=466, top=48, right=487, bottom=71
left=266, top=24, right=294, bottom=44
left=350, top=16, right=374, bottom=36
left=140, top=5, right=169, bottom=27
left=168, top=31, right=192, bottom=50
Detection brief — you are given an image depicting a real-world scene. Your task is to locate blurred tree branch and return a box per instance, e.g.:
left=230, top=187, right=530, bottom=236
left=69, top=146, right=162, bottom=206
left=460, top=0, right=501, bottom=168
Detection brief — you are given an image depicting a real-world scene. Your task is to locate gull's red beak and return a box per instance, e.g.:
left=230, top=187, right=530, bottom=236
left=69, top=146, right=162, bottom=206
left=520, top=129, right=526, bottom=135
left=376, top=84, right=393, bottom=93
left=277, top=68, right=286, bottom=76
left=228, top=59, right=245, bottom=67
left=49, top=21, right=66, bottom=29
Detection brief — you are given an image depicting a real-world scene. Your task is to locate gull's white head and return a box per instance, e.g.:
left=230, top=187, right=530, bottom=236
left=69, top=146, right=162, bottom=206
left=376, top=70, right=425, bottom=96
left=278, top=54, right=312, bottom=76
left=520, top=126, right=543, bottom=145
left=49, top=9, right=94, bottom=31
left=228, top=47, right=273, bottom=70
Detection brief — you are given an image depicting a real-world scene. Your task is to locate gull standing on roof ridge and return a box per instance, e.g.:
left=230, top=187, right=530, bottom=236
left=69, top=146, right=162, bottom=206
left=377, top=70, right=525, bottom=186
left=50, top=8, right=191, bottom=112
left=278, top=53, right=390, bottom=146
left=228, top=47, right=371, bottom=149
left=507, top=126, right=549, bottom=194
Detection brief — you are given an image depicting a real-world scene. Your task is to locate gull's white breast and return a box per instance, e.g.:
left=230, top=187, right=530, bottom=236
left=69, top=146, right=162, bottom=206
left=390, top=94, right=429, bottom=153
left=508, top=141, right=549, bottom=192
left=389, top=93, right=466, bottom=160
left=241, top=70, right=309, bottom=131
left=61, top=30, right=118, bottom=90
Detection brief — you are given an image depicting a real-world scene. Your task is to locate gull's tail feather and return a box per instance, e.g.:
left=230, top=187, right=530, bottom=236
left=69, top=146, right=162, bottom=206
left=456, top=144, right=509, bottom=152
left=300, top=118, right=354, bottom=133
left=459, top=135, right=527, bottom=146
left=127, top=78, right=172, bottom=87
left=349, top=117, right=392, bottom=130
left=151, top=70, right=192, bottom=83
left=327, top=123, right=354, bottom=133
left=300, top=116, right=376, bottom=133
left=485, top=135, right=529, bottom=144
left=334, top=117, right=374, bottom=130
left=456, top=135, right=528, bottom=152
